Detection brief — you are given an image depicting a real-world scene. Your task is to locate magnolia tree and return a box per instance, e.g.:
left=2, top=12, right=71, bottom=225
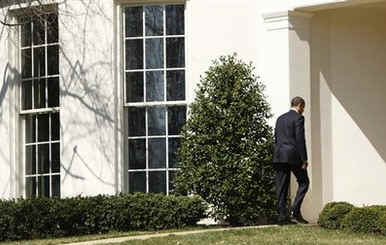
left=175, top=54, right=277, bottom=225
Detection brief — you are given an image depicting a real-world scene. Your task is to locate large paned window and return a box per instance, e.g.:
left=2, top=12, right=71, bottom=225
left=124, top=5, right=186, bottom=194
left=19, top=13, right=60, bottom=198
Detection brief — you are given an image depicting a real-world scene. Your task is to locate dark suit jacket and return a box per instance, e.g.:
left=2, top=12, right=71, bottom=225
left=273, top=110, right=308, bottom=165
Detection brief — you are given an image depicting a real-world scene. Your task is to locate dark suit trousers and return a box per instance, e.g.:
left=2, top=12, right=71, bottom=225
left=275, top=163, right=310, bottom=220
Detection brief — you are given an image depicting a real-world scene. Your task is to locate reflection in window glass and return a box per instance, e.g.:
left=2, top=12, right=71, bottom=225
left=125, top=5, right=185, bottom=195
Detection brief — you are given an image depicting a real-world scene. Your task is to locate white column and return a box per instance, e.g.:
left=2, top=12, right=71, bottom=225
left=263, top=11, right=321, bottom=223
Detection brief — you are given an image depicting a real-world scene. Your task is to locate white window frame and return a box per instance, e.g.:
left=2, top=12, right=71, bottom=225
left=122, top=3, right=188, bottom=195
left=17, top=11, right=61, bottom=198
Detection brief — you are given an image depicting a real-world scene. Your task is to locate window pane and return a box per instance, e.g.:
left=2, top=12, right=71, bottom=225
left=145, top=6, right=163, bottom=36
left=166, top=38, right=185, bottom=68
left=146, top=71, right=164, bottom=102
left=125, top=7, right=143, bottom=37
left=26, top=177, right=36, bottom=198
left=128, top=139, right=146, bottom=169
left=34, top=47, right=45, bottom=77
left=168, top=106, right=186, bottom=135
left=51, top=112, right=60, bottom=141
left=167, top=70, right=185, bottom=101
left=146, top=38, right=163, bottom=69
left=51, top=143, right=60, bottom=173
left=168, top=170, right=177, bottom=193
left=25, top=115, right=36, bottom=143
left=47, top=45, right=59, bottom=75
left=149, top=138, right=166, bottom=169
left=128, top=107, right=145, bottom=137
left=126, top=39, right=143, bottom=70
left=166, top=5, right=184, bottom=35
left=38, top=144, right=49, bottom=174
left=21, top=49, right=32, bottom=79
left=34, top=79, right=46, bottom=109
left=149, top=171, right=166, bottom=193
left=38, top=176, right=50, bottom=198
left=48, top=77, right=60, bottom=107
left=126, top=72, right=144, bottom=103
left=38, top=114, right=49, bottom=142
left=129, top=172, right=146, bottom=193
left=168, top=138, right=181, bottom=168
left=33, top=17, right=45, bottom=45
left=21, top=18, right=32, bottom=47
left=47, top=14, right=58, bottom=43
left=25, top=145, right=36, bottom=175
left=148, top=107, right=166, bottom=136
left=22, top=80, right=33, bottom=110
left=52, top=175, right=60, bottom=198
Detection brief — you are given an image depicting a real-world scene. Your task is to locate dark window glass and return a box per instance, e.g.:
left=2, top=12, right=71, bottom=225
left=38, top=144, right=49, bottom=174
left=22, top=80, right=33, bottom=110
left=167, top=70, right=185, bottom=101
left=21, top=18, right=32, bottom=47
left=38, top=114, right=49, bottom=142
left=146, top=71, right=164, bottom=102
left=168, top=106, right=186, bottom=135
left=145, top=6, right=163, bottom=36
left=25, top=145, right=36, bottom=175
left=48, top=77, right=60, bottom=107
left=47, top=45, right=59, bottom=75
left=33, top=17, right=45, bottom=45
left=146, top=38, right=163, bottom=69
left=26, top=177, right=36, bottom=198
left=34, top=47, right=46, bottom=77
left=128, top=139, right=146, bottom=169
left=166, top=38, right=185, bottom=68
left=168, top=138, right=181, bottom=168
left=21, top=49, right=32, bottom=79
left=25, top=115, right=36, bottom=143
left=51, top=112, right=60, bottom=141
left=126, top=72, right=144, bottom=103
left=166, top=5, right=184, bottom=35
left=34, top=79, right=46, bottom=109
left=38, top=176, right=50, bottom=197
left=128, top=107, right=145, bottom=137
left=126, top=39, right=143, bottom=70
left=148, top=107, right=166, bottom=136
left=125, top=7, right=143, bottom=37
left=47, top=14, right=58, bottom=43
left=52, top=175, right=60, bottom=198
left=149, top=138, right=166, bottom=169
left=51, top=143, right=60, bottom=173
left=149, top=171, right=166, bottom=193
left=129, top=172, right=146, bottom=193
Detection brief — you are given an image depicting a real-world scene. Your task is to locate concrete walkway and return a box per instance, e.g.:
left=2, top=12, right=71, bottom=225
left=65, top=225, right=280, bottom=245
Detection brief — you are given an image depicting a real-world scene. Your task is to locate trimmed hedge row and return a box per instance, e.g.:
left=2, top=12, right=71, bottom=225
left=318, top=202, right=386, bottom=235
left=0, top=193, right=208, bottom=241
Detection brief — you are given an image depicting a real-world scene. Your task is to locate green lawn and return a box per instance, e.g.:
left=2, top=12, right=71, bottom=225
left=111, top=226, right=386, bottom=245
left=0, top=226, right=221, bottom=245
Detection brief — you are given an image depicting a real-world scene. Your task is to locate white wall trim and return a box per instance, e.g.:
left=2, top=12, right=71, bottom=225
left=294, top=0, right=386, bottom=12
left=263, top=11, right=313, bottom=31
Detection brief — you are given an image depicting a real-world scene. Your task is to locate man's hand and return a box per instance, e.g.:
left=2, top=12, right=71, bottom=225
left=302, top=161, right=308, bottom=169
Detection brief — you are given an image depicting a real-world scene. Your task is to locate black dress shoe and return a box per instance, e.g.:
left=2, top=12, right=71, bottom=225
left=278, top=219, right=297, bottom=225
left=290, top=213, right=309, bottom=224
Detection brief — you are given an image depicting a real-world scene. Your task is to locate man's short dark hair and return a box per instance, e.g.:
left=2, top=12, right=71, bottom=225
left=291, top=96, right=305, bottom=107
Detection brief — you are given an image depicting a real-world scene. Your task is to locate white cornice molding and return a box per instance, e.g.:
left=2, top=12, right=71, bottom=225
left=262, top=11, right=313, bottom=31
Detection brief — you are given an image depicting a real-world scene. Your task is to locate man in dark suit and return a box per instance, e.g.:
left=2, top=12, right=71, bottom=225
left=273, top=96, right=310, bottom=225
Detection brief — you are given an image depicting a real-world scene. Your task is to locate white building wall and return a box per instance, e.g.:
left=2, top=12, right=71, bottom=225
left=311, top=4, right=386, bottom=207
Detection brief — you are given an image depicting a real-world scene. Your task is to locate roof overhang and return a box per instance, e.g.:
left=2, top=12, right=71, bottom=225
left=294, top=0, right=386, bottom=12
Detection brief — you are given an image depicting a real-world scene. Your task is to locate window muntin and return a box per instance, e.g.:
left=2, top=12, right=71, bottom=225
left=19, top=13, right=60, bottom=198
left=124, top=4, right=186, bottom=194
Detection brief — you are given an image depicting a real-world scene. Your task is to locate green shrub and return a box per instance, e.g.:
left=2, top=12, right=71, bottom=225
left=318, top=202, right=354, bottom=229
left=0, top=194, right=207, bottom=242
left=175, top=54, right=276, bottom=226
left=341, top=207, right=380, bottom=234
